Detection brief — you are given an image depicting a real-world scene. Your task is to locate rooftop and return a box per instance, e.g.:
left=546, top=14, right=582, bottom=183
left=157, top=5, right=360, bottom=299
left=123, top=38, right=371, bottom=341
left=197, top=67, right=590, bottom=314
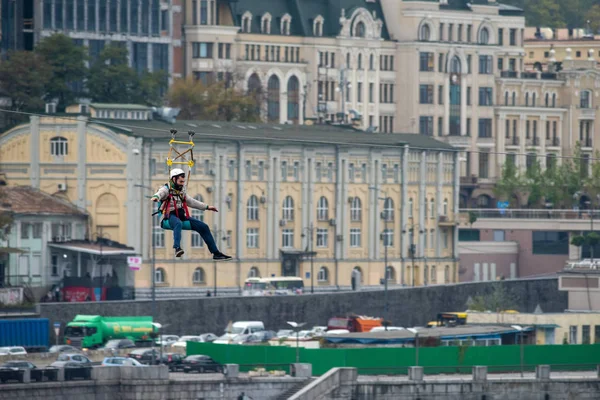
left=0, top=186, right=87, bottom=216
left=49, top=239, right=136, bottom=256
left=90, top=103, right=152, bottom=111
left=91, top=119, right=455, bottom=151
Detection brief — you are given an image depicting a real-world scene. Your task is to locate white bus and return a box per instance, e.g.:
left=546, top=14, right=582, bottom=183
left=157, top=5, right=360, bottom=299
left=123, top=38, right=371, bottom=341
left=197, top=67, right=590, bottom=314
left=242, top=277, right=304, bottom=296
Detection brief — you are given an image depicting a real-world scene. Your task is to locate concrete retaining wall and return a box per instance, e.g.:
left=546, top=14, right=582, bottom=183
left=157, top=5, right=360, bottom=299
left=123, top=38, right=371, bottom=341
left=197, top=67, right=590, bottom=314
left=38, top=278, right=566, bottom=338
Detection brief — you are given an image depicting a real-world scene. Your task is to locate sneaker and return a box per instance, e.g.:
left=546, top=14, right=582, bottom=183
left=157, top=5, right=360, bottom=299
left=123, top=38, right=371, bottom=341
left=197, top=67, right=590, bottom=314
left=213, top=252, right=232, bottom=261
left=175, top=247, right=184, bottom=258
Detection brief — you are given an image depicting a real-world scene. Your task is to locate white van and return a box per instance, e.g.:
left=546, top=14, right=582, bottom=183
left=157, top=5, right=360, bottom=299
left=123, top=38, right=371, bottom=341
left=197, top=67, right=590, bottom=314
left=213, top=321, right=265, bottom=344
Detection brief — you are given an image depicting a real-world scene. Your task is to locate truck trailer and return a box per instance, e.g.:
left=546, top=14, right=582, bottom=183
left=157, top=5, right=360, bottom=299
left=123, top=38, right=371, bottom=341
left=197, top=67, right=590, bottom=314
left=64, top=315, right=156, bottom=349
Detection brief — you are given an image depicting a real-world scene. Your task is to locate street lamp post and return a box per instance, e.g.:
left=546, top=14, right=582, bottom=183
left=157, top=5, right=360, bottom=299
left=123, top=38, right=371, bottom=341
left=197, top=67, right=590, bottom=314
left=212, top=230, right=228, bottom=296
left=135, top=184, right=157, bottom=319
left=287, top=321, right=306, bottom=363
left=512, top=325, right=525, bottom=377
left=370, top=187, right=389, bottom=322
left=301, top=224, right=316, bottom=293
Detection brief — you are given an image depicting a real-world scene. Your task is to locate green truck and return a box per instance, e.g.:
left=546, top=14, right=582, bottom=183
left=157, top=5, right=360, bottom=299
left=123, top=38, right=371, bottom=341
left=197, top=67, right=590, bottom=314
left=64, top=315, right=156, bottom=349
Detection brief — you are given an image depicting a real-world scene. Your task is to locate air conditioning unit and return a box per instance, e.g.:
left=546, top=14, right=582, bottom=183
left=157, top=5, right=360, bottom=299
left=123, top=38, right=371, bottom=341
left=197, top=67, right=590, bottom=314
left=279, top=220, right=287, bottom=227
left=57, top=183, right=67, bottom=192
left=329, top=219, right=336, bottom=226
left=260, top=196, right=267, bottom=204
left=206, top=187, right=213, bottom=193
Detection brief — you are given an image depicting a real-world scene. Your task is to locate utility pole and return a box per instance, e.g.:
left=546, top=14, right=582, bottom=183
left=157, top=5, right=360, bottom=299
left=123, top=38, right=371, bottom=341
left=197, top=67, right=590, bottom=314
left=302, top=224, right=315, bottom=293
left=383, top=193, right=389, bottom=320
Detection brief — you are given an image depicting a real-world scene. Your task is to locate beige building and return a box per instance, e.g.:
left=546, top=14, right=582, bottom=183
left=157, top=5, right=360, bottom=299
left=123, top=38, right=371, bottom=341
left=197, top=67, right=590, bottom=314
left=524, top=27, right=600, bottom=70
left=0, top=107, right=460, bottom=296
left=468, top=311, right=600, bottom=345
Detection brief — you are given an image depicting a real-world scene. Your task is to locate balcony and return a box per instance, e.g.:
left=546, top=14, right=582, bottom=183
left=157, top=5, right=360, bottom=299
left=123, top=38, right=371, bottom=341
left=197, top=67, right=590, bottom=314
left=499, top=71, right=558, bottom=80
left=579, top=107, right=597, bottom=119
left=438, top=215, right=456, bottom=227
left=461, top=208, right=600, bottom=220
left=500, top=71, right=518, bottom=78
left=549, top=137, right=560, bottom=147
left=460, top=175, right=478, bottom=187
left=440, top=134, right=471, bottom=147
left=583, top=138, right=593, bottom=148
left=477, top=135, right=494, bottom=144
left=507, top=136, right=519, bottom=146
left=527, top=137, right=540, bottom=146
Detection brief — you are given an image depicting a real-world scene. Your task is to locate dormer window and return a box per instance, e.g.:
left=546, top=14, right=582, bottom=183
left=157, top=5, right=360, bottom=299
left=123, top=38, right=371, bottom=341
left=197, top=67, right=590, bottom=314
left=354, top=21, right=366, bottom=38
left=281, top=13, right=291, bottom=35
left=261, top=13, right=271, bottom=34
left=313, top=15, right=324, bottom=37
left=241, top=11, right=252, bottom=33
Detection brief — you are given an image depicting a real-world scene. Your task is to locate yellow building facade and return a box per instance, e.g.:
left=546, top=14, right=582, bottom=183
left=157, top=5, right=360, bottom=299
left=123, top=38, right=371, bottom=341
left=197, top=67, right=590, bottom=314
left=0, top=110, right=460, bottom=297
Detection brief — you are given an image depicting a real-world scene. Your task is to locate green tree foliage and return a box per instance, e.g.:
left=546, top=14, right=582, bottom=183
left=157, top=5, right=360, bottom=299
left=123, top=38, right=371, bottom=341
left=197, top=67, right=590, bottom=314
left=493, top=160, right=522, bottom=207
left=502, top=0, right=595, bottom=30
left=468, top=283, right=517, bottom=312
left=87, top=44, right=166, bottom=105
left=168, top=77, right=262, bottom=122
left=34, top=34, right=87, bottom=110
left=0, top=51, right=52, bottom=126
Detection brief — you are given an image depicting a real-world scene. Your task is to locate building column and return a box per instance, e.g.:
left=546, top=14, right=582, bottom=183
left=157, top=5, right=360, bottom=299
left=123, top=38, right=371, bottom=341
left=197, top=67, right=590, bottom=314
left=497, top=114, right=507, bottom=169
left=518, top=115, right=527, bottom=172
left=435, top=152, right=443, bottom=259
left=444, top=80, right=450, bottom=135
left=453, top=151, right=460, bottom=265
left=400, top=145, right=409, bottom=261
left=419, top=151, right=426, bottom=257
left=540, top=115, right=548, bottom=169
left=280, top=83, right=288, bottom=124
left=76, top=116, right=87, bottom=210
left=369, top=155, right=379, bottom=260
left=30, top=116, right=40, bottom=189
left=460, top=76, right=467, bottom=136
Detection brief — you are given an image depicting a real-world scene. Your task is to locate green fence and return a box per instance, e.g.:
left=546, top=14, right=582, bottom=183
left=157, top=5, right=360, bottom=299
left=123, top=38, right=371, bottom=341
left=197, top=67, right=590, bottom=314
left=187, top=342, right=600, bottom=376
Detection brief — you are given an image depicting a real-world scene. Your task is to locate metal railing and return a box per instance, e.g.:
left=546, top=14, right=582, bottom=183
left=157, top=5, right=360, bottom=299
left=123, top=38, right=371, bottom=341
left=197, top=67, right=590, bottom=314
left=461, top=208, right=600, bottom=220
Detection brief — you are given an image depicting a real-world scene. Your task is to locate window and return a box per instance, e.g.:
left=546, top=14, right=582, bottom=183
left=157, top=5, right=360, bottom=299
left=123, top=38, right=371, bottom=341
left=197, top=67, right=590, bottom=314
left=509, top=28, right=516, bottom=46
left=153, top=215, right=164, bottom=248
left=32, top=223, right=42, bottom=239
left=420, top=24, right=431, bottom=41
left=282, top=229, right=294, bottom=248
left=350, top=197, right=362, bottom=221
left=582, top=325, right=591, bottom=344
left=318, top=266, right=329, bottom=282
left=382, top=229, right=394, bottom=247
left=493, top=230, right=505, bottom=241
left=247, top=195, right=259, bottom=221
left=459, top=229, right=480, bottom=241
left=354, top=21, right=366, bottom=37
left=420, top=84, right=434, bottom=104
left=532, top=231, right=569, bottom=255
left=478, top=119, right=492, bottom=138
left=192, top=42, right=213, bottom=58
left=218, top=43, right=232, bottom=59
left=50, top=137, right=68, bottom=156
left=21, top=223, right=30, bottom=239
left=155, top=268, right=166, bottom=283
left=261, top=13, right=271, bottom=33
left=241, top=13, right=251, bottom=32
left=420, top=116, right=433, bottom=136
left=498, top=28, right=504, bottom=45
left=443, top=199, right=448, bottom=215
left=350, top=228, right=362, bottom=247
left=420, top=52, right=434, bottom=72
left=383, top=198, right=394, bottom=221
left=281, top=161, right=288, bottom=181
left=313, top=17, right=324, bottom=37
left=478, top=87, right=493, bottom=106
left=191, top=195, right=205, bottom=248
left=479, top=27, right=489, bottom=44
left=478, top=55, right=492, bottom=74
left=409, top=198, right=414, bottom=217
left=438, top=53, right=444, bottom=72
left=569, top=326, right=577, bottom=344
left=246, top=228, right=259, bottom=248
left=317, top=196, right=329, bottom=221
left=478, top=152, right=489, bottom=179
left=316, top=228, right=328, bottom=248
left=282, top=196, right=294, bottom=221
left=193, top=268, right=205, bottom=283
left=438, top=85, right=444, bottom=105
left=581, top=90, right=592, bottom=108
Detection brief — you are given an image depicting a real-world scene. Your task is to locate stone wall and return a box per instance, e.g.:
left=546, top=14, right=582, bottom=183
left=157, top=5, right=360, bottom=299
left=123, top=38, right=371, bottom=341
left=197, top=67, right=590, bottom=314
left=38, top=278, right=567, bottom=338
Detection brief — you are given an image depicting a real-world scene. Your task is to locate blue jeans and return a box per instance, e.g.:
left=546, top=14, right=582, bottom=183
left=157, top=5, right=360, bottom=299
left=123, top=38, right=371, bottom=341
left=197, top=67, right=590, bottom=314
left=168, top=213, right=219, bottom=254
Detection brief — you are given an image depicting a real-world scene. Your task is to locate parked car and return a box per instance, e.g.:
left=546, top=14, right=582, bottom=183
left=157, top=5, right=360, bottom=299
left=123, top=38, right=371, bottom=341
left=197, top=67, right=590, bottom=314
left=50, top=353, right=92, bottom=368
left=155, top=335, right=179, bottom=347
left=171, top=336, right=202, bottom=349
left=1, top=361, right=36, bottom=370
left=48, top=345, right=80, bottom=354
left=101, top=339, right=137, bottom=352
left=159, top=353, right=185, bottom=371
left=182, top=355, right=223, bottom=373
left=0, top=361, right=37, bottom=383
left=245, top=330, right=276, bottom=343
left=127, top=349, right=159, bottom=365
left=275, top=329, right=293, bottom=339
left=198, top=333, right=218, bottom=343
left=101, top=357, right=145, bottom=367
left=0, top=346, right=27, bottom=356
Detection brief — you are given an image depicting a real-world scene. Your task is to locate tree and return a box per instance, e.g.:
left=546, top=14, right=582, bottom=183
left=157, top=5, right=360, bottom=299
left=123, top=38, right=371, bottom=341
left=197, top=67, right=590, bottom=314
left=493, top=160, right=522, bottom=207
left=522, top=158, right=545, bottom=207
left=168, top=77, right=261, bottom=122
left=34, top=34, right=87, bottom=110
left=585, top=232, right=600, bottom=260
left=0, top=210, right=13, bottom=241
left=585, top=4, right=600, bottom=33
left=571, top=234, right=585, bottom=259
left=0, top=51, right=51, bottom=126
left=87, top=44, right=166, bottom=105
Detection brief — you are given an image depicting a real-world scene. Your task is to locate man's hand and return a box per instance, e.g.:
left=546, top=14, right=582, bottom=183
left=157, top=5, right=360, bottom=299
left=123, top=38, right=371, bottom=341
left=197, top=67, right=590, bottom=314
left=207, top=206, right=219, bottom=212
left=151, top=197, right=158, bottom=202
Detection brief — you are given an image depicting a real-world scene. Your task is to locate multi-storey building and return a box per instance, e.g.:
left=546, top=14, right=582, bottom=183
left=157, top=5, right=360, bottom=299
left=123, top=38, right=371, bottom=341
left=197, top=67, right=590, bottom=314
left=0, top=106, right=460, bottom=295
left=0, top=0, right=35, bottom=54
left=30, top=0, right=183, bottom=80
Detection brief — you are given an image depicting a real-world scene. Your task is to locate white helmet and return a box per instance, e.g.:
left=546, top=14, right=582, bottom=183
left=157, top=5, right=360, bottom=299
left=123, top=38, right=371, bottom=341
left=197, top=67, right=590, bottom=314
left=170, top=168, right=185, bottom=179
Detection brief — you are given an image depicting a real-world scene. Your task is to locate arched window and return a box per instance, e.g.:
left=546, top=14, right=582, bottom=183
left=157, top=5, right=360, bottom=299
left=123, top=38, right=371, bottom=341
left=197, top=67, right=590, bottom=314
left=450, top=56, right=461, bottom=73
left=552, top=93, right=557, bottom=107
left=420, top=23, right=431, bottom=41
left=532, top=92, right=537, bottom=107
left=354, top=21, right=366, bottom=37
left=261, top=13, right=271, bottom=34
left=282, top=195, right=294, bottom=221
left=50, top=137, right=68, bottom=156
left=430, top=198, right=435, bottom=218
left=317, top=196, right=329, bottom=220
left=525, top=92, right=529, bottom=106
left=431, top=265, right=437, bottom=283
left=352, top=266, right=363, bottom=283
left=581, top=90, right=592, bottom=108
left=512, top=92, right=516, bottom=106
left=479, top=27, right=489, bottom=44
left=247, top=195, right=259, bottom=220
left=444, top=265, right=450, bottom=283
left=350, top=197, right=362, bottom=221
left=443, top=198, right=448, bottom=215
left=369, top=54, right=375, bottom=70
left=247, top=73, right=262, bottom=94
left=424, top=265, right=429, bottom=284
left=281, top=14, right=291, bottom=35
left=383, top=197, right=394, bottom=221
left=408, top=198, right=414, bottom=217
left=358, top=54, right=363, bottom=69
left=477, top=195, right=491, bottom=207
left=386, top=266, right=395, bottom=281
left=155, top=268, right=166, bottom=284
left=318, top=266, right=329, bottom=282
left=241, top=13, right=252, bottom=33
left=267, top=75, right=280, bottom=122
left=191, top=195, right=205, bottom=248
left=313, top=16, right=324, bottom=37
left=287, top=76, right=300, bottom=124
left=193, top=267, right=205, bottom=283
left=248, top=266, right=260, bottom=278
left=504, top=92, right=509, bottom=106
left=545, top=93, right=549, bottom=107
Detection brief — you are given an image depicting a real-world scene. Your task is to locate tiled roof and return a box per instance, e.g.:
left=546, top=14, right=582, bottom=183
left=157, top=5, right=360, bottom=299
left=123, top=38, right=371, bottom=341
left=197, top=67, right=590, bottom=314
left=0, top=186, right=88, bottom=216
left=228, top=0, right=390, bottom=40
left=91, top=119, right=455, bottom=151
